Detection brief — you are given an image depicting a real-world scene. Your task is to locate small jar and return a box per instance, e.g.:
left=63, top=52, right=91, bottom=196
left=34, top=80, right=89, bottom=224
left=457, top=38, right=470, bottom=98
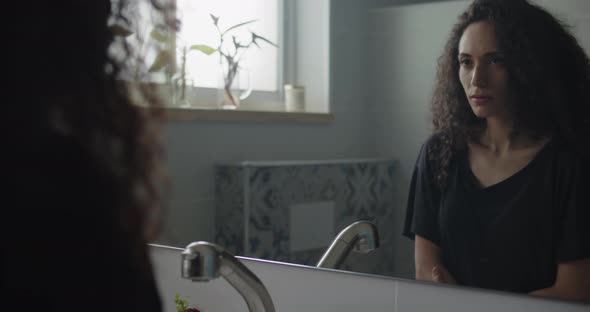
left=284, top=84, right=305, bottom=112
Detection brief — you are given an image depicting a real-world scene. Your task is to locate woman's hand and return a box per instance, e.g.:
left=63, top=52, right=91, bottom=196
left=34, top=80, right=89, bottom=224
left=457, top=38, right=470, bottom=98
left=415, top=235, right=459, bottom=285
left=432, top=264, right=458, bottom=284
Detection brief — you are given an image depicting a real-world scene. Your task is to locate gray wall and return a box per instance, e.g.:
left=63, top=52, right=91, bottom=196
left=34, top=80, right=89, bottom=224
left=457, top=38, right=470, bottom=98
left=368, top=0, right=471, bottom=280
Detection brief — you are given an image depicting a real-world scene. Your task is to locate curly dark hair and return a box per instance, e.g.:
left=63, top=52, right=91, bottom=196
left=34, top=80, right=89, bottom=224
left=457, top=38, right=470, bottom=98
left=6, top=0, right=173, bottom=309
left=430, top=0, right=590, bottom=188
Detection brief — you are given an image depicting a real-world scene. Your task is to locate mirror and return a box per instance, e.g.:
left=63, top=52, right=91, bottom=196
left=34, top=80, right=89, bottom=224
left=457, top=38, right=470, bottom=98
left=155, top=0, right=590, bottom=301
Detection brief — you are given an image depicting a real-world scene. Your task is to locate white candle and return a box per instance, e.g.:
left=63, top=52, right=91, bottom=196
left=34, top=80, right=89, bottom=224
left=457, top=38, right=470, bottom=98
left=284, top=84, right=305, bottom=112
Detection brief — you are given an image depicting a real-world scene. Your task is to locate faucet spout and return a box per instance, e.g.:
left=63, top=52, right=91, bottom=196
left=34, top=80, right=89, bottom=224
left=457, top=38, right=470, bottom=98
left=316, top=220, right=379, bottom=269
left=181, top=241, right=276, bottom=312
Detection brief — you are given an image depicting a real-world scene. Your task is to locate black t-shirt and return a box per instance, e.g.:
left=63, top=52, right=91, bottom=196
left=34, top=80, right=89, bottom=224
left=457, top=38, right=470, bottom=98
left=403, top=135, right=590, bottom=293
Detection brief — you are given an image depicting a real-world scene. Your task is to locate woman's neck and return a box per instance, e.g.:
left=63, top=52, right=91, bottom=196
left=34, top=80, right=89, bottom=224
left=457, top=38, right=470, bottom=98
left=480, top=117, right=516, bottom=155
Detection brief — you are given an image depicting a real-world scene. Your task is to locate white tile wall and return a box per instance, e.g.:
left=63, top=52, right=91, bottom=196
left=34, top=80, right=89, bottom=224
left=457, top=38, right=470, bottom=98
left=395, top=280, right=589, bottom=312
left=150, top=244, right=589, bottom=312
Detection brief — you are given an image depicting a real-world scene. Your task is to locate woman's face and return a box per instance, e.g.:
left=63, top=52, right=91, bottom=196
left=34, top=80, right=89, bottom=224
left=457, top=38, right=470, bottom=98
left=458, top=21, right=513, bottom=119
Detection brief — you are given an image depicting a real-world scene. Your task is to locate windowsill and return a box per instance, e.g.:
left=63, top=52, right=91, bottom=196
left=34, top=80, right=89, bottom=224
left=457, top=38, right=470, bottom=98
left=159, top=107, right=334, bottom=124
left=129, top=82, right=333, bottom=124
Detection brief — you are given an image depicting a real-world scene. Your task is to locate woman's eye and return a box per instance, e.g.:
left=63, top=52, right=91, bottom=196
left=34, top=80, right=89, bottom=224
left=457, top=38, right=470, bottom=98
left=489, top=56, right=505, bottom=64
left=459, top=59, right=472, bottom=66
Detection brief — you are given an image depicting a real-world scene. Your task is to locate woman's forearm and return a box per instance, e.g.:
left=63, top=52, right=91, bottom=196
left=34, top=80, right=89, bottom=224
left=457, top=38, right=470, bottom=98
left=414, top=235, right=442, bottom=282
left=416, top=263, right=459, bottom=284
left=416, top=263, right=436, bottom=282
left=530, top=285, right=590, bottom=302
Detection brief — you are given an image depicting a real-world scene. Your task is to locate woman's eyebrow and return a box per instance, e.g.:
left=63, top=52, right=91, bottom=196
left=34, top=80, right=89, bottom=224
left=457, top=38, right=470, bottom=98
left=484, top=51, right=505, bottom=57
left=458, top=51, right=505, bottom=58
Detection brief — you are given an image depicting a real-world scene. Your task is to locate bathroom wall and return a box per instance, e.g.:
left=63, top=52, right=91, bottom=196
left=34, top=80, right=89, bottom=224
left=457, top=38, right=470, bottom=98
left=150, top=244, right=589, bottom=312
left=367, top=0, right=471, bottom=281
left=214, top=159, right=398, bottom=275
left=367, top=0, right=590, bottom=279
left=158, top=0, right=387, bottom=249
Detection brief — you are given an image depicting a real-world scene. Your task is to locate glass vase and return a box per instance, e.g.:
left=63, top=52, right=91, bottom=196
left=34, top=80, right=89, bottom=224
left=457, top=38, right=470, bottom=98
left=218, top=59, right=252, bottom=110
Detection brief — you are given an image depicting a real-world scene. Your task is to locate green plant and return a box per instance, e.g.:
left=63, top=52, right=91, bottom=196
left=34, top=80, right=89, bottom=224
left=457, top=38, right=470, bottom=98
left=174, top=294, right=190, bottom=312
left=210, top=14, right=278, bottom=107
left=140, top=14, right=278, bottom=107
left=148, top=26, right=217, bottom=104
left=174, top=293, right=201, bottom=312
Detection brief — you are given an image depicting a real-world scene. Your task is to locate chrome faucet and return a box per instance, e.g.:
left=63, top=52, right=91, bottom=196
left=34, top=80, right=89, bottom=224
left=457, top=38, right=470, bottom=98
left=181, top=241, right=276, bottom=312
left=316, top=220, right=379, bottom=269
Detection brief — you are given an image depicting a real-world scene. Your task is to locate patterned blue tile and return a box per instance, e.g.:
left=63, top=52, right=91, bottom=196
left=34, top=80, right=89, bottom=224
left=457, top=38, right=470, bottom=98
left=215, top=160, right=398, bottom=276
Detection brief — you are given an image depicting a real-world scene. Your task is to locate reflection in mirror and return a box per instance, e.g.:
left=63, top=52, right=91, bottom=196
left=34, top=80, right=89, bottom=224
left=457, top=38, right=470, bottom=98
left=157, top=0, right=590, bottom=303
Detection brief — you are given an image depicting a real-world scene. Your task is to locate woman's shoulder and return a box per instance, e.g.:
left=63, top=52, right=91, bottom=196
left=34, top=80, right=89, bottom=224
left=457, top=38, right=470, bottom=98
left=546, top=137, right=589, bottom=162
left=418, top=132, right=452, bottom=161
left=423, top=132, right=445, bottom=148
left=415, top=133, right=440, bottom=157
left=535, top=137, right=590, bottom=181
left=414, top=133, right=449, bottom=170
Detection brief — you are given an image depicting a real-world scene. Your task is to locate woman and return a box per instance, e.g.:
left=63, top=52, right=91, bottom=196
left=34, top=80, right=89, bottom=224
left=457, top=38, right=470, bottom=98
left=4, top=1, right=171, bottom=310
left=403, top=0, right=590, bottom=301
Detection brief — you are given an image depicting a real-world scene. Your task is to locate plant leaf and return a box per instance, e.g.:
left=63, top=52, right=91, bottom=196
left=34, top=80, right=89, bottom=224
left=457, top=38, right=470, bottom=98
left=252, top=32, right=278, bottom=47
left=223, top=54, right=233, bottom=64
left=250, top=33, right=261, bottom=48
left=210, top=14, right=220, bottom=26
left=189, top=44, right=217, bottom=55
left=222, top=19, right=258, bottom=35
left=231, top=36, right=247, bottom=49
left=148, top=50, right=174, bottom=72
left=150, top=28, right=169, bottom=42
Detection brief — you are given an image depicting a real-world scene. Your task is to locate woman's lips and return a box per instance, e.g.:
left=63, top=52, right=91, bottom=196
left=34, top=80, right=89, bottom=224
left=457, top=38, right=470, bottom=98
left=470, top=95, right=493, bottom=105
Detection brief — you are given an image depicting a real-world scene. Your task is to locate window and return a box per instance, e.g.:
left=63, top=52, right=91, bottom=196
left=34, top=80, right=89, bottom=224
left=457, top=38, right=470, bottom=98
left=174, top=0, right=283, bottom=110
left=116, top=0, right=330, bottom=115
left=177, top=0, right=279, bottom=91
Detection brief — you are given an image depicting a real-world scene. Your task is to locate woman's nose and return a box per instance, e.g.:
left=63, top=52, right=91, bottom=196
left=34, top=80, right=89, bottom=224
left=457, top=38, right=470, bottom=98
left=471, top=64, right=489, bottom=87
